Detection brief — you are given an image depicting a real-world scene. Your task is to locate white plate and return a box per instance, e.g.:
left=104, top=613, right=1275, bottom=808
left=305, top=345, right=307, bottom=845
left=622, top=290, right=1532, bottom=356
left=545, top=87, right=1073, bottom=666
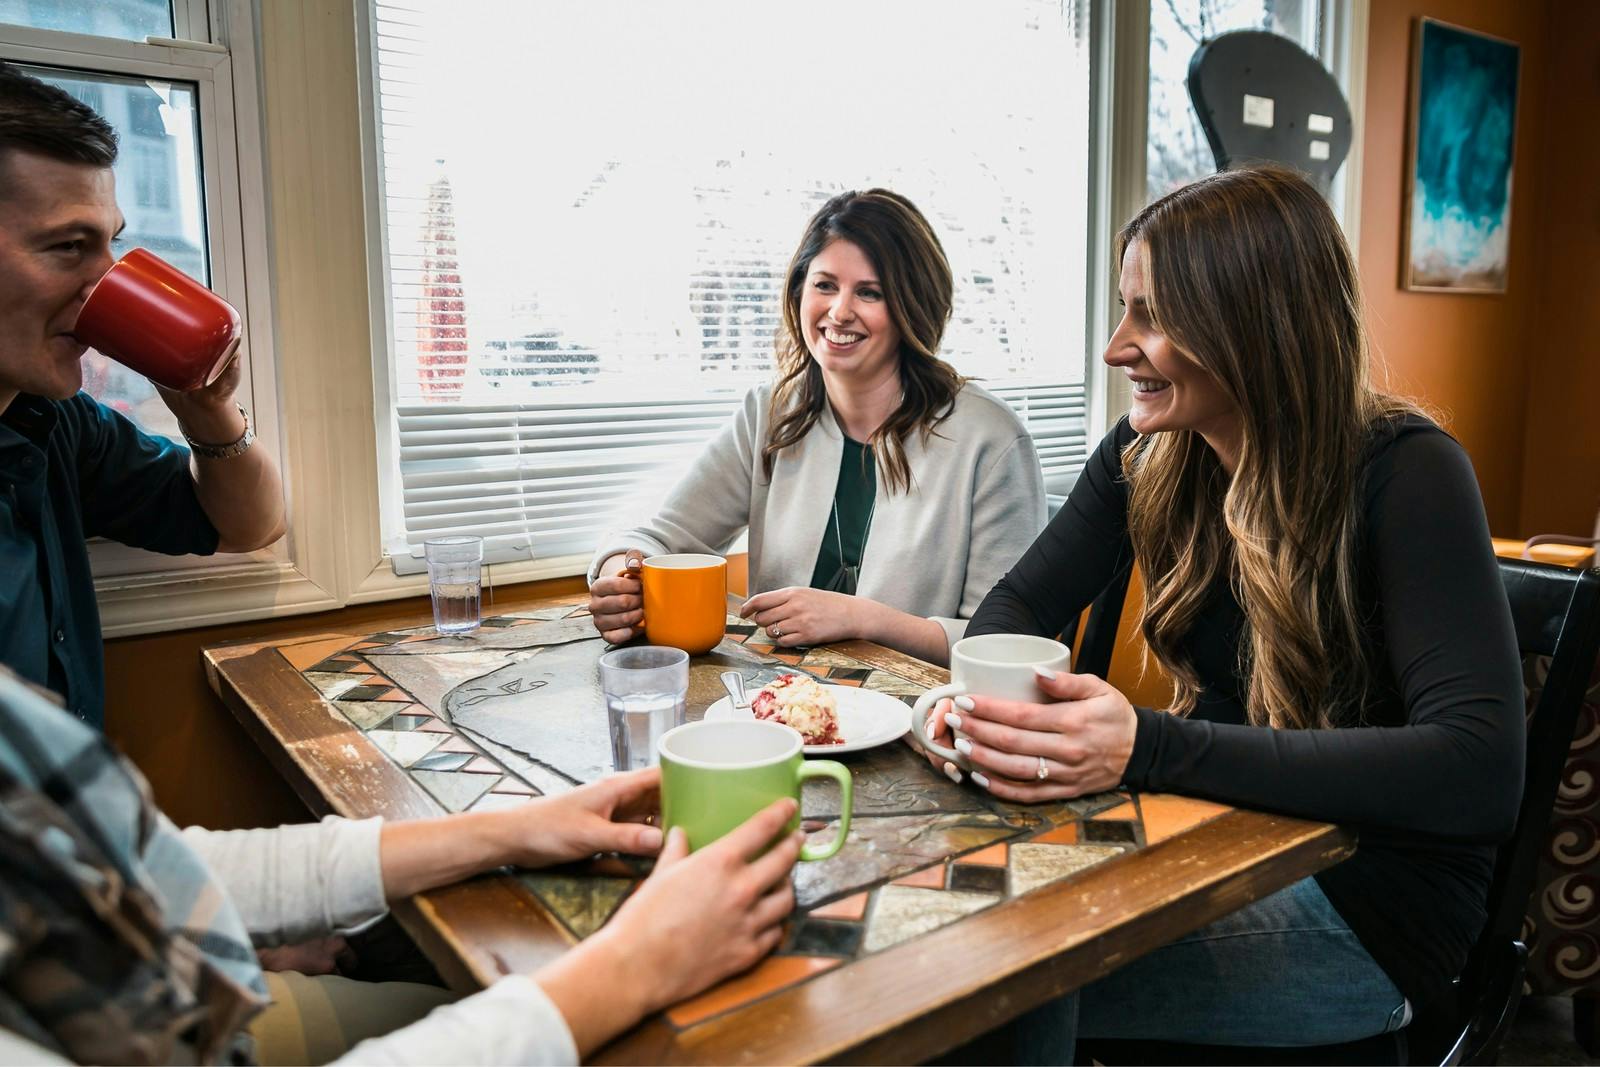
left=703, top=684, right=911, bottom=755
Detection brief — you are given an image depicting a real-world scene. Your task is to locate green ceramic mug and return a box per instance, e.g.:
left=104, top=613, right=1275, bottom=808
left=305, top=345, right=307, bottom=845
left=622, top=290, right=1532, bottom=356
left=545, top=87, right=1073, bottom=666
left=657, top=719, right=853, bottom=860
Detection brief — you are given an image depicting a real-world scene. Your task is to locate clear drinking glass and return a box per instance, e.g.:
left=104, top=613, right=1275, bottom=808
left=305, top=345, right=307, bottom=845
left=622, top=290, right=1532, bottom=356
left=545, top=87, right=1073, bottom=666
left=424, top=535, right=484, bottom=635
left=599, top=646, right=689, bottom=771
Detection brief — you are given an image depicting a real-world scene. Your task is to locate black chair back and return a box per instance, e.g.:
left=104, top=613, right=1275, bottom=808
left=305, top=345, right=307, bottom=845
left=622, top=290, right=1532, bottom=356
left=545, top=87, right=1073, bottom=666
left=1186, top=30, right=1352, bottom=197
left=1432, top=560, right=1600, bottom=1064
left=1484, top=561, right=1600, bottom=957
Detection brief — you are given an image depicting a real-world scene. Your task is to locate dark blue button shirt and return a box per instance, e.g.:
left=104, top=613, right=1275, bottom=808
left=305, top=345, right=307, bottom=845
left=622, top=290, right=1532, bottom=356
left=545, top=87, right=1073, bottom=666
left=0, top=393, right=218, bottom=728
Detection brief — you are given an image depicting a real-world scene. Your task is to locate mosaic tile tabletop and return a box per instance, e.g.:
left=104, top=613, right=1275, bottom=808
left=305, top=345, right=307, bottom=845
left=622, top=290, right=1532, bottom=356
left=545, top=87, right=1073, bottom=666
left=274, top=604, right=1233, bottom=1028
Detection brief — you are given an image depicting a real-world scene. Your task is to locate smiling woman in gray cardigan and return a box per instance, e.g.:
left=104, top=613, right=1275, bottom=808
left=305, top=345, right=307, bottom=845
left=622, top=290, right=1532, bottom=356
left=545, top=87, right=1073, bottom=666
left=588, top=190, right=1046, bottom=666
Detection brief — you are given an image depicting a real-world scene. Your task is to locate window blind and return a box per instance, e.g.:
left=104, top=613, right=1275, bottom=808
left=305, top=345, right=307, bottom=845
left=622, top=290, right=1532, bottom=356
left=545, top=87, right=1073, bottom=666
left=387, top=384, right=1087, bottom=572
left=371, top=0, right=1093, bottom=574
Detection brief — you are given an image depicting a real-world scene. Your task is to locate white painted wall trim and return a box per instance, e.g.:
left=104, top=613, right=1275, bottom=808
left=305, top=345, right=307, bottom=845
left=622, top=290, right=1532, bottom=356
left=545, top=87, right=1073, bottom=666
left=1329, top=0, right=1370, bottom=254
left=1092, top=0, right=1151, bottom=433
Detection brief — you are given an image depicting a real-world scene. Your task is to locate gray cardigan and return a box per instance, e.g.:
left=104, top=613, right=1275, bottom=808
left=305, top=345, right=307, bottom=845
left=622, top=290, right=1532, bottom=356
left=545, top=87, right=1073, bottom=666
left=589, top=381, right=1046, bottom=648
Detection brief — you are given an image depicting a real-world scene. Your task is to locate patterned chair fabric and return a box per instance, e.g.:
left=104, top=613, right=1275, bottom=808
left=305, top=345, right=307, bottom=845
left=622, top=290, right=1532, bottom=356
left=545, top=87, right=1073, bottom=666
left=1521, top=651, right=1600, bottom=996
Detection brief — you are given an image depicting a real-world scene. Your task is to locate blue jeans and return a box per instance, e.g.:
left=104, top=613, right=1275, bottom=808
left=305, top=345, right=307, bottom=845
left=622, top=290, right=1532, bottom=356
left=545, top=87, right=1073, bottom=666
left=1006, top=877, right=1409, bottom=1063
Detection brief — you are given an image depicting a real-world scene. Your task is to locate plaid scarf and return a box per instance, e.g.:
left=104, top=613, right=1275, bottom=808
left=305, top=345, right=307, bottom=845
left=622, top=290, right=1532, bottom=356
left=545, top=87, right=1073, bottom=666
left=0, top=669, right=268, bottom=1064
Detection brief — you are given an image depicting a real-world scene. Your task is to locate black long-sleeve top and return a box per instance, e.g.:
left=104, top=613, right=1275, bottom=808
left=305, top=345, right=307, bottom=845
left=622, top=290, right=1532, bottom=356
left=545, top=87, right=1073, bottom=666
left=969, top=415, right=1525, bottom=1013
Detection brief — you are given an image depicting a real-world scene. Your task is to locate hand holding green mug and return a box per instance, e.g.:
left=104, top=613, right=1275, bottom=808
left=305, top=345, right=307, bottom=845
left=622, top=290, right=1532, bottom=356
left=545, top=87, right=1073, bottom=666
left=657, top=719, right=853, bottom=859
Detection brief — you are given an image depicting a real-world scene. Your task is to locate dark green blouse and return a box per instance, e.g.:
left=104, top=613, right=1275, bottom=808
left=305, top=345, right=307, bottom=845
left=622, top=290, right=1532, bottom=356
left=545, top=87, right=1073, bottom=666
left=809, top=437, right=877, bottom=593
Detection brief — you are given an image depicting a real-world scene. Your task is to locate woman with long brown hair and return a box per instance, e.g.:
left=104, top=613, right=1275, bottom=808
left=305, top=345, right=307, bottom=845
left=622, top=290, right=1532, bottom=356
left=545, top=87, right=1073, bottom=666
left=588, top=189, right=1045, bottom=666
left=927, top=165, right=1523, bottom=1050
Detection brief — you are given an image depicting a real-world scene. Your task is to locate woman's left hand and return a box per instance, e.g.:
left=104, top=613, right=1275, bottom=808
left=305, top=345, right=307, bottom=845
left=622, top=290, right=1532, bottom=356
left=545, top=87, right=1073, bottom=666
left=497, top=767, right=664, bottom=868
left=740, top=587, right=865, bottom=647
left=947, top=669, right=1138, bottom=801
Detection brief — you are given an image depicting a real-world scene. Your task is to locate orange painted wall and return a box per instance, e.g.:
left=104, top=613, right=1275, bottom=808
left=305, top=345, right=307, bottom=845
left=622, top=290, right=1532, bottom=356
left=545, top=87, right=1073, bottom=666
left=1516, top=4, right=1600, bottom=538
left=1358, top=0, right=1553, bottom=535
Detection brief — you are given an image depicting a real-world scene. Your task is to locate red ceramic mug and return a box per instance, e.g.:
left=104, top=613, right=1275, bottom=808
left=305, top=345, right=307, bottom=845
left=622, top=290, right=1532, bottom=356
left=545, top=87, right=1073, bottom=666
left=72, top=247, right=242, bottom=392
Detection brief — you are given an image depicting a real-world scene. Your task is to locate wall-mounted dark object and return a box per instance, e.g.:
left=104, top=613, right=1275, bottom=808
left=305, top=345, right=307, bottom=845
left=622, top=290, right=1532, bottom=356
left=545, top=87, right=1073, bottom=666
left=1187, top=30, right=1351, bottom=197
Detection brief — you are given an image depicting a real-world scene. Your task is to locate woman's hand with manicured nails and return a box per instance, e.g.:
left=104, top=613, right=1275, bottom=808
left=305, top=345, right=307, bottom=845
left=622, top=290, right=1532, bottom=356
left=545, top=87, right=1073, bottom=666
left=589, top=549, right=647, bottom=642
left=920, top=695, right=968, bottom=785
left=922, top=668, right=1137, bottom=801
left=740, top=586, right=864, bottom=647
left=536, top=798, right=803, bottom=1056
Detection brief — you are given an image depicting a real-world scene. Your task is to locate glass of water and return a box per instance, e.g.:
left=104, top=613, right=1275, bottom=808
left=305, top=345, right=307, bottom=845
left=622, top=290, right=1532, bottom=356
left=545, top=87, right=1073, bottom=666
left=424, top=535, right=484, bottom=635
left=598, top=646, right=689, bottom=771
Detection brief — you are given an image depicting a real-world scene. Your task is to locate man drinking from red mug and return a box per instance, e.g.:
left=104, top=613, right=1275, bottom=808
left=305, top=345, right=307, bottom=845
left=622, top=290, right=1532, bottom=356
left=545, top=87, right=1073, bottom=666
left=0, top=63, right=286, bottom=729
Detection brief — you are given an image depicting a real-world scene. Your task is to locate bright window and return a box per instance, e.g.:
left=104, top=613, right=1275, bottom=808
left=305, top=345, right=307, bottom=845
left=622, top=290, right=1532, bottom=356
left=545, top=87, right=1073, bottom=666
left=370, top=0, right=1095, bottom=572
left=1147, top=0, right=1326, bottom=200
left=0, top=0, right=173, bottom=42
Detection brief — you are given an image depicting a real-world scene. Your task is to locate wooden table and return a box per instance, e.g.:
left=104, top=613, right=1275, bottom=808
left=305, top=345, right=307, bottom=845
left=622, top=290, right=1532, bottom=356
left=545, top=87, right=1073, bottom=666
left=205, top=593, right=1354, bottom=1064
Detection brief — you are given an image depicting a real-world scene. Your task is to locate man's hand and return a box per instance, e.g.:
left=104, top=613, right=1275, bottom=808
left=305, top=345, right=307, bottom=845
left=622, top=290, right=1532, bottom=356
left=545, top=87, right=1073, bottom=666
left=534, top=799, right=802, bottom=1056
left=257, top=935, right=352, bottom=976
left=378, top=769, right=663, bottom=900
left=493, top=768, right=663, bottom=868
left=153, top=352, right=287, bottom=553
left=156, top=351, right=245, bottom=444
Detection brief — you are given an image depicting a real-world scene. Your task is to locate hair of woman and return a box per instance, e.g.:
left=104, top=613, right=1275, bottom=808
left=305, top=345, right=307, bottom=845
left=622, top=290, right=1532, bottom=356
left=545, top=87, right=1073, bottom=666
left=764, top=188, right=964, bottom=493
left=1118, top=164, right=1421, bottom=730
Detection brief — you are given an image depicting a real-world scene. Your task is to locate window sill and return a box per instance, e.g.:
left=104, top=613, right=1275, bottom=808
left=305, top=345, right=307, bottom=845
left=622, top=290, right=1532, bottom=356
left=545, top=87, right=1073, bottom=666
left=93, top=551, right=597, bottom=637
left=94, top=560, right=339, bottom=638
left=346, top=552, right=594, bottom=604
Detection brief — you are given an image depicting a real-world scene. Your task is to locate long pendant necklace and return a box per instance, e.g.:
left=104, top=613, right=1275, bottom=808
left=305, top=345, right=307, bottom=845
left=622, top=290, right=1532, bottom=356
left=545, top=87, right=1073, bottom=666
left=831, top=492, right=877, bottom=595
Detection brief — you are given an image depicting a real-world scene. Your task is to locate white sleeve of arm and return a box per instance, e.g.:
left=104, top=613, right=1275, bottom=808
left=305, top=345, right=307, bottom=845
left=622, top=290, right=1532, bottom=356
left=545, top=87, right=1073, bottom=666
left=333, top=975, right=578, bottom=1067
left=0, top=1027, right=72, bottom=1066
left=587, top=390, right=761, bottom=585
left=179, top=816, right=388, bottom=947
left=933, top=433, right=1048, bottom=647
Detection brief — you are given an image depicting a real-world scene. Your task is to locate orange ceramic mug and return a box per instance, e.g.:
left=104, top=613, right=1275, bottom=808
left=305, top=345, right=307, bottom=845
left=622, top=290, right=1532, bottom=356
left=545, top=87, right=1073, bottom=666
left=641, top=553, right=727, bottom=655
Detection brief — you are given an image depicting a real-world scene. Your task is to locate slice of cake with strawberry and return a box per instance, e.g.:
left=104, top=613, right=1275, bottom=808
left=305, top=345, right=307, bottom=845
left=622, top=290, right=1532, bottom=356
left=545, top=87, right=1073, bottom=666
left=750, top=673, right=842, bottom=746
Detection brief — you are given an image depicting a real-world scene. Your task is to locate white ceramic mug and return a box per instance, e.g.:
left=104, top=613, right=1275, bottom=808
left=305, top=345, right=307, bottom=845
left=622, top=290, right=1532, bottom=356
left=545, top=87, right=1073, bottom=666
left=914, top=633, right=1072, bottom=766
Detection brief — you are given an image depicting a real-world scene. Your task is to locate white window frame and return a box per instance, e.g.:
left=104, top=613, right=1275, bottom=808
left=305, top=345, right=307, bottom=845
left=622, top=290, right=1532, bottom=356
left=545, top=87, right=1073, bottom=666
left=0, top=2, right=326, bottom=635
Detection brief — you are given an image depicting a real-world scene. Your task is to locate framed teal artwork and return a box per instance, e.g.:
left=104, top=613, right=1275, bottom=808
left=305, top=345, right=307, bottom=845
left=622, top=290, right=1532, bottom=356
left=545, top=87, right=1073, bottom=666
left=1403, top=18, right=1520, bottom=294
